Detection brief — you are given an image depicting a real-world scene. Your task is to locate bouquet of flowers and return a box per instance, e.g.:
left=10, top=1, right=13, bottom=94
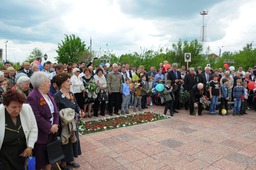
left=200, top=95, right=210, bottom=109
left=84, top=80, right=100, bottom=99
left=179, top=90, right=190, bottom=104
left=147, top=88, right=155, bottom=96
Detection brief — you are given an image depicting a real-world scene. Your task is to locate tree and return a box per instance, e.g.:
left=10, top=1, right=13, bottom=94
left=27, top=48, right=43, bottom=63
left=172, top=39, right=203, bottom=67
left=56, top=34, right=88, bottom=63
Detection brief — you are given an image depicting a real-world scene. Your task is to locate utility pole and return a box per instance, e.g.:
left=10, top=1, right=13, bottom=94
left=5, top=41, right=8, bottom=61
left=219, top=46, right=224, bottom=57
left=200, top=10, right=208, bottom=49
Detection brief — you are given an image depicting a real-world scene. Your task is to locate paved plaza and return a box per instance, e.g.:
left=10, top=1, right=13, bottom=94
left=75, top=106, right=256, bottom=170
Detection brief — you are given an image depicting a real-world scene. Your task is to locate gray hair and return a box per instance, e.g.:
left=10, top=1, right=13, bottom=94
left=172, top=63, right=178, bottom=67
left=30, top=71, right=50, bottom=88
left=197, top=83, right=204, bottom=90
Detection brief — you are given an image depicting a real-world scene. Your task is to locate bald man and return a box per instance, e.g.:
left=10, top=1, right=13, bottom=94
left=19, top=61, right=33, bottom=77
left=189, top=83, right=204, bottom=116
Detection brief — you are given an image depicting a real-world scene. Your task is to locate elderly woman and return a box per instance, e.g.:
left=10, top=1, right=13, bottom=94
left=0, top=90, right=38, bottom=170
left=70, top=68, right=84, bottom=109
left=26, top=71, right=59, bottom=170
left=93, top=68, right=107, bottom=116
left=54, top=73, right=82, bottom=169
left=12, top=74, right=30, bottom=97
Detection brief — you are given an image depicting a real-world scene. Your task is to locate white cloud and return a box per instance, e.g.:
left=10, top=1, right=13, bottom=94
left=1, top=0, right=256, bottom=64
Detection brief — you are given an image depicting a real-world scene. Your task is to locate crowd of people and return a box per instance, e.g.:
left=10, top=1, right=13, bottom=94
left=0, top=59, right=256, bottom=170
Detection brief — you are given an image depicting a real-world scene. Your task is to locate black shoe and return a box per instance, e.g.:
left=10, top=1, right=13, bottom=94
left=163, top=112, right=166, bottom=115
left=174, top=110, right=179, bottom=113
left=109, top=113, right=113, bottom=116
left=170, top=114, right=173, bottom=116
left=115, top=113, right=120, bottom=115
left=67, top=162, right=80, bottom=168
left=60, top=165, right=71, bottom=170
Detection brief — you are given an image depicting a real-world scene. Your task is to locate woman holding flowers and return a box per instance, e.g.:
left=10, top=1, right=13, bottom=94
left=81, top=68, right=94, bottom=117
left=27, top=71, right=59, bottom=170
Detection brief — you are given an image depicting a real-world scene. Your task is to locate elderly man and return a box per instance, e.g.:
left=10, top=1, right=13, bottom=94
left=167, top=63, right=183, bottom=112
left=20, top=61, right=33, bottom=77
left=107, top=63, right=122, bottom=115
left=199, top=66, right=212, bottom=96
left=190, top=83, right=204, bottom=115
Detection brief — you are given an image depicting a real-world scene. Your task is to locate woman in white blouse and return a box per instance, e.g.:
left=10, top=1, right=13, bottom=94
left=70, top=68, right=84, bottom=109
left=93, top=68, right=107, bottom=116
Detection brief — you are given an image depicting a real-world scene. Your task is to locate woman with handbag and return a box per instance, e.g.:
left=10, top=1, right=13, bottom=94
left=27, top=71, right=60, bottom=170
left=54, top=73, right=83, bottom=170
left=0, top=89, right=38, bottom=170
left=93, top=68, right=108, bottom=116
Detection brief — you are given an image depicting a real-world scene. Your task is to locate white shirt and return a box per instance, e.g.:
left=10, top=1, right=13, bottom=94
left=93, top=74, right=107, bottom=88
left=70, top=75, right=83, bottom=93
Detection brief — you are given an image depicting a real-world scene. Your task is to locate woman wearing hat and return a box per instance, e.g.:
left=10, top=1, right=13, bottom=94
left=70, top=68, right=84, bottom=109
left=11, top=75, right=31, bottom=98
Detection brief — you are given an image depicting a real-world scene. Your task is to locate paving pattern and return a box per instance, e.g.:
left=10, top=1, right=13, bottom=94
left=75, top=106, right=256, bottom=170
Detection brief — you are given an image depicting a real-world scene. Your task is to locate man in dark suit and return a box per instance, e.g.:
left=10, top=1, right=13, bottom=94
left=199, top=66, right=212, bottom=96
left=167, top=63, right=183, bottom=112
left=19, top=61, right=33, bottom=77
left=184, top=67, right=197, bottom=110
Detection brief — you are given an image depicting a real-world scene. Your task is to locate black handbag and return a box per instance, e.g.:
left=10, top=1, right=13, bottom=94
left=47, top=139, right=64, bottom=169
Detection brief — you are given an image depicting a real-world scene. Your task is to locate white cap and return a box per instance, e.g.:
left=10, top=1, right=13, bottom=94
left=72, top=68, right=80, bottom=73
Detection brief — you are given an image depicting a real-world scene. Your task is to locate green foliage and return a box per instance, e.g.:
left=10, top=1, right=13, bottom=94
left=56, top=34, right=88, bottom=64
left=27, top=48, right=43, bottom=63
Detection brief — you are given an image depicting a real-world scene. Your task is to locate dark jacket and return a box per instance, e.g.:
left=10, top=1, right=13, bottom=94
left=167, top=70, right=182, bottom=84
left=184, top=73, right=197, bottom=91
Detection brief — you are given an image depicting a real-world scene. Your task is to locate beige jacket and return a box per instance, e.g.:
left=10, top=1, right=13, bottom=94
left=59, top=108, right=77, bottom=145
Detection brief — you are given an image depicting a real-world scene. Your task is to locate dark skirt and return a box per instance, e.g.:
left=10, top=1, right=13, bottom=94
left=33, top=134, right=57, bottom=170
left=62, top=129, right=81, bottom=162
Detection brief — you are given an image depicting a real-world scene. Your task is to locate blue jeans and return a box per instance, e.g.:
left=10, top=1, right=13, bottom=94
left=210, top=96, right=218, bottom=114
left=234, top=98, right=242, bottom=114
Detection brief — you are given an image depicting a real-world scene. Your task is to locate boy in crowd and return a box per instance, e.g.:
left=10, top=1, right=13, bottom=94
left=219, top=78, right=230, bottom=115
left=141, top=75, right=149, bottom=109
left=163, top=80, right=174, bottom=116
left=209, top=74, right=221, bottom=115
left=121, top=78, right=131, bottom=114
left=241, top=82, right=248, bottom=115
left=233, top=79, right=244, bottom=116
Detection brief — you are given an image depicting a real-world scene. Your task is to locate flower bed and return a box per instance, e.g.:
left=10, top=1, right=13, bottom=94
left=78, top=112, right=169, bottom=134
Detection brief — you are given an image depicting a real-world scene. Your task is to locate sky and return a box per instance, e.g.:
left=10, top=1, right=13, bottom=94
left=0, top=0, right=255, bottom=63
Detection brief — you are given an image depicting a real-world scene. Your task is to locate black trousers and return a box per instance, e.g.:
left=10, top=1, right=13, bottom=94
left=164, top=100, right=174, bottom=115
left=74, top=92, right=84, bottom=109
left=141, top=95, right=147, bottom=109
left=108, top=92, right=121, bottom=114
left=94, top=100, right=106, bottom=116
left=173, top=90, right=180, bottom=110
left=189, top=98, right=203, bottom=115
left=219, top=98, right=228, bottom=114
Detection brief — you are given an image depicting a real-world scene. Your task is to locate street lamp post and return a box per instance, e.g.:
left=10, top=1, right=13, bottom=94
left=219, top=46, right=224, bottom=57
left=44, top=53, right=48, bottom=61
left=5, top=41, right=8, bottom=61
